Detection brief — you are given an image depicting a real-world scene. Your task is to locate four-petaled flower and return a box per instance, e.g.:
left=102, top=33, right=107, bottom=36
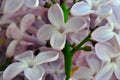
left=95, top=42, right=120, bottom=80
left=3, top=50, right=59, bottom=80
left=37, top=4, right=87, bottom=50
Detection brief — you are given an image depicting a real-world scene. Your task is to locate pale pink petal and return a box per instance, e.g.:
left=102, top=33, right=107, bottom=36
left=37, top=24, right=58, bottom=41
left=71, top=2, right=92, bottom=16
left=6, top=40, right=19, bottom=57
left=19, top=40, right=34, bottom=46
left=97, top=5, right=112, bottom=19
left=6, top=23, right=23, bottom=39
left=95, top=42, right=115, bottom=62
left=65, top=17, right=87, bottom=33
left=15, top=50, right=34, bottom=63
left=20, top=13, right=35, bottom=32
left=50, top=33, right=66, bottom=50
left=0, top=18, right=13, bottom=25
left=72, top=67, right=93, bottom=80
left=34, top=51, right=59, bottom=65
left=95, top=64, right=113, bottom=80
left=86, top=54, right=101, bottom=72
left=70, top=29, right=89, bottom=44
left=111, top=6, right=120, bottom=27
left=91, top=26, right=114, bottom=42
left=4, top=0, right=24, bottom=13
left=24, top=66, right=44, bottom=80
left=48, top=4, right=64, bottom=29
left=24, top=0, right=39, bottom=8
left=115, top=34, right=120, bottom=46
left=3, top=62, right=27, bottom=80
left=114, top=65, right=120, bottom=79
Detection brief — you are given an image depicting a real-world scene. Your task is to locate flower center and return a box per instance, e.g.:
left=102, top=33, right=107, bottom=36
left=70, top=66, right=79, bottom=76
left=29, top=64, right=34, bottom=68
left=113, top=28, right=120, bottom=34
left=111, top=57, right=116, bottom=63
left=59, top=28, right=64, bottom=33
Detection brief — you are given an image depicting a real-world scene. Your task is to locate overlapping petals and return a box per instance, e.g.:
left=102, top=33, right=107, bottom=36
left=4, top=0, right=39, bottom=13
left=71, top=0, right=112, bottom=19
left=37, top=4, right=87, bottom=50
left=3, top=50, right=59, bottom=80
left=71, top=54, right=102, bottom=80
left=6, top=13, right=35, bottom=57
left=95, top=42, right=120, bottom=79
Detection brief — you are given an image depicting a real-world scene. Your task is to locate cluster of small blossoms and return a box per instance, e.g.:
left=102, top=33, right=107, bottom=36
left=0, top=0, right=120, bottom=80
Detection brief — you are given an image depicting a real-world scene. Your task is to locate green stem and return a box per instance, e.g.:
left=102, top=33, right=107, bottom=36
left=71, top=32, right=91, bottom=54
left=63, top=42, right=73, bottom=80
left=61, top=2, right=69, bottom=23
left=61, top=2, right=72, bottom=80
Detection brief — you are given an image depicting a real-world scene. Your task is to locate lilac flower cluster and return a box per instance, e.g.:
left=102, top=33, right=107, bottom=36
left=0, top=0, right=120, bottom=80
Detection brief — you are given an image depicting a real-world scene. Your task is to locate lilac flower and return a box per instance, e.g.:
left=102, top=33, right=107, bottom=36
left=71, top=54, right=102, bottom=80
left=6, top=13, right=37, bottom=57
left=91, top=6, right=120, bottom=46
left=43, top=57, right=65, bottom=80
left=3, top=50, right=59, bottom=80
left=37, top=4, right=87, bottom=50
left=95, top=42, right=120, bottom=80
left=71, top=0, right=112, bottom=19
left=4, top=0, right=39, bottom=13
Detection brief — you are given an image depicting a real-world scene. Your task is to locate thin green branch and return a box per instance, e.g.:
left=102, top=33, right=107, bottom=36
left=71, top=32, right=92, bottom=54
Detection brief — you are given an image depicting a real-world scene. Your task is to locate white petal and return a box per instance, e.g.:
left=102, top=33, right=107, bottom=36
left=85, top=0, right=92, bottom=7
left=115, top=34, right=120, bottom=46
left=114, top=64, right=120, bottom=79
left=37, top=24, right=58, bottom=41
left=50, top=33, right=66, bottom=50
left=95, top=42, right=115, bottom=62
left=20, top=13, right=35, bottom=32
left=4, top=0, right=24, bottom=13
left=71, top=2, right=92, bottom=16
left=6, top=23, right=23, bottom=39
left=97, top=5, right=112, bottom=19
left=24, top=66, right=44, bottom=80
left=111, top=6, right=120, bottom=28
left=113, top=0, right=120, bottom=6
left=15, top=50, right=34, bottom=63
left=34, top=51, right=59, bottom=65
left=72, top=66, right=93, bottom=80
left=6, top=40, right=19, bottom=57
left=86, top=54, right=101, bottom=72
left=24, top=0, right=39, bottom=8
left=91, top=26, right=114, bottom=42
left=95, top=64, right=113, bottom=80
left=48, top=4, right=64, bottom=29
left=3, top=62, right=27, bottom=80
left=65, top=17, right=87, bottom=33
